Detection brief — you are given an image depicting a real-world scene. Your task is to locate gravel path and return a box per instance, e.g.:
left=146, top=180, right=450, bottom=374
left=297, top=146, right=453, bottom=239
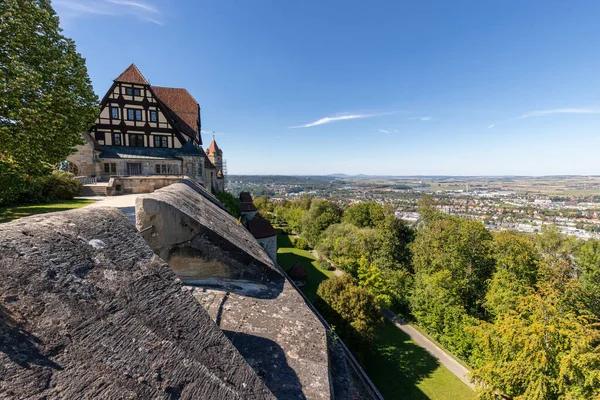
left=383, top=309, right=476, bottom=390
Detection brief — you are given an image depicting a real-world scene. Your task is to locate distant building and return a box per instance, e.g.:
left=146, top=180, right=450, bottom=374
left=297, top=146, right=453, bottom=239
left=67, top=64, right=224, bottom=193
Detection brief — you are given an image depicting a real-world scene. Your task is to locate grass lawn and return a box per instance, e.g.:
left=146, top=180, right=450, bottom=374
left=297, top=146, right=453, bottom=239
left=276, top=233, right=335, bottom=303
left=363, top=321, right=475, bottom=400
left=0, top=199, right=96, bottom=223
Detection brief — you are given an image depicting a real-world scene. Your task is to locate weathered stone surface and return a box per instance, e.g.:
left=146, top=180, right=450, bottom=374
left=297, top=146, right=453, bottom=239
left=136, top=182, right=280, bottom=286
left=0, top=208, right=274, bottom=399
left=136, top=183, right=332, bottom=399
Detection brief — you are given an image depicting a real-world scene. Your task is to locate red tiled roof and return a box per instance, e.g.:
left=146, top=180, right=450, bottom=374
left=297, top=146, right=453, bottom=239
left=152, top=87, right=199, bottom=139
left=114, top=64, right=149, bottom=85
left=248, top=218, right=276, bottom=239
left=207, top=139, right=222, bottom=156
left=240, top=202, right=257, bottom=212
left=239, top=192, right=253, bottom=203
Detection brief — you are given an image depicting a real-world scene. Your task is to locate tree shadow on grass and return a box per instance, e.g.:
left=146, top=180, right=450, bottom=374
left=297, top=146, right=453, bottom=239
left=276, top=250, right=329, bottom=303
left=363, top=321, right=440, bottom=400
left=276, top=232, right=293, bottom=248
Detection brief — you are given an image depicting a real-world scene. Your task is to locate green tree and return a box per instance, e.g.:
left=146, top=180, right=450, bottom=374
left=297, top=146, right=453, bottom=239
left=485, top=231, right=539, bottom=318
left=0, top=0, right=98, bottom=181
left=411, top=216, right=495, bottom=317
left=373, top=214, right=415, bottom=272
left=316, top=275, right=382, bottom=354
left=357, top=257, right=393, bottom=309
left=575, top=239, right=600, bottom=317
left=300, top=200, right=343, bottom=246
left=344, top=202, right=386, bottom=228
left=471, top=283, right=600, bottom=400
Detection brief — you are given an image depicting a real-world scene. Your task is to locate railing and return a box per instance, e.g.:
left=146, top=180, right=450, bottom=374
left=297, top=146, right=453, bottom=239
left=75, top=176, right=97, bottom=185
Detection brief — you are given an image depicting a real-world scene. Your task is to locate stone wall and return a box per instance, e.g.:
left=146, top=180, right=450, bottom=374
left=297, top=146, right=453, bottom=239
left=0, top=207, right=275, bottom=399
left=135, top=181, right=333, bottom=399
left=106, top=176, right=185, bottom=195
left=66, top=135, right=100, bottom=177
left=256, top=235, right=277, bottom=262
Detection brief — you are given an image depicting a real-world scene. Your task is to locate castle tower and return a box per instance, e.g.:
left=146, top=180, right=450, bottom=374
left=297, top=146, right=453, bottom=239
left=206, top=138, right=224, bottom=192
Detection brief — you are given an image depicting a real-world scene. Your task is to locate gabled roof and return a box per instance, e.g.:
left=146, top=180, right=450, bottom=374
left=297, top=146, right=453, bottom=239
left=239, top=192, right=253, bottom=203
left=207, top=139, right=222, bottom=156
left=152, top=87, right=199, bottom=140
left=114, top=63, right=149, bottom=85
left=248, top=218, right=276, bottom=239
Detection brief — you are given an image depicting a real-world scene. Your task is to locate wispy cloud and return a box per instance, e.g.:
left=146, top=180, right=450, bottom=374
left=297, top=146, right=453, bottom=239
left=290, top=112, right=394, bottom=129
left=488, top=124, right=495, bottom=129
left=54, top=0, right=164, bottom=25
left=378, top=128, right=399, bottom=135
left=518, top=108, right=600, bottom=119
left=410, top=116, right=431, bottom=122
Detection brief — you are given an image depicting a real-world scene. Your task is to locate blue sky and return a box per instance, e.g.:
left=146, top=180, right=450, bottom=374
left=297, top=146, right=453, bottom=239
left=54, top=0, right=600, bottom=176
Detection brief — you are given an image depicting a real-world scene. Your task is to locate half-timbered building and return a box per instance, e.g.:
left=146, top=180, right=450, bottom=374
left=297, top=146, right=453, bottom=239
left=68, top=64, right=224, bottom=192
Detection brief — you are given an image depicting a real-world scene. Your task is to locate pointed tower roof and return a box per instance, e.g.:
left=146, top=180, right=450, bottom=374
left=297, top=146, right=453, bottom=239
left=114, top=64, right=149, bottom=85
left=206, top=139, right=222, bottom=156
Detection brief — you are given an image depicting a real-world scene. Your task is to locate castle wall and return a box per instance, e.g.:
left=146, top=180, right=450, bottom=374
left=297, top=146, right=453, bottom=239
left=257, top=235, right=277, bottom=262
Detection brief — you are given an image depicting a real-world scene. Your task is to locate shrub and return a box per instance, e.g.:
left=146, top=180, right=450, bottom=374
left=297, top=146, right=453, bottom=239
left=315, top=275, right=382, bottom=356
left=40, top=171, right=82, bottom=200
left=318, top=258, right=335, bottom=271
left=292, top=237, right=309, bottom=250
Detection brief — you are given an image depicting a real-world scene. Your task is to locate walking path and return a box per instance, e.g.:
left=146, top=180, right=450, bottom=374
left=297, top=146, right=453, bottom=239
left=382, top=309, right=476, bottom=390
left=82, top=194, right=141, bottom=225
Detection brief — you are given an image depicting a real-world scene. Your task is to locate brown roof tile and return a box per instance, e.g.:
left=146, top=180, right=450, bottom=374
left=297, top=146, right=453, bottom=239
left=152, top=86, right=199, bottom=140
left=114, top=64, right=149, bottom=85
left=207, top=139, right=222, bottom=156
left=248, top=218, right=276, bottom=239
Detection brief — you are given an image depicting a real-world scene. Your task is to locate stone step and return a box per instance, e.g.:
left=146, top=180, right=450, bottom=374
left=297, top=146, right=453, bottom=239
left=80, top=185, right=108, bottom=196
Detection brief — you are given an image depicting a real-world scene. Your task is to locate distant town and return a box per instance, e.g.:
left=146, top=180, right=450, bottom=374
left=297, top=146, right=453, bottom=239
left=228, top=175, right=600, bottom=240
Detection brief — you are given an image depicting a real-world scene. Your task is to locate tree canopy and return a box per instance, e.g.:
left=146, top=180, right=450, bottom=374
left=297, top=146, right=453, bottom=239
left=0, top=0, right=98, bottom=181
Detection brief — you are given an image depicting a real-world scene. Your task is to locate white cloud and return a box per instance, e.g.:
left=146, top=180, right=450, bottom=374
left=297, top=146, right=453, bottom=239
left=378, top=129, right=390, bottom=134
left=54, top=0, right=163, bottom=25
left=290, top=112, right=393, bottom=128
left=488, top=124, right=495, bottom=128
left=410, top=116, right=431, bottom=122
left=518, top=108, right=600, bottom=119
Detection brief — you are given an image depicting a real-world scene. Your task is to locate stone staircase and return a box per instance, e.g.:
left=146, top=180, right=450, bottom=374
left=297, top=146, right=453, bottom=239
left=79, top=184, right=109, bottom=197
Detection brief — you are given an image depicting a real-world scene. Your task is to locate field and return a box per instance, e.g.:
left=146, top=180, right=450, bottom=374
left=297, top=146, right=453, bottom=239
left=0, top=199, right=96, bottom=223
left=275, top=232, right=475, bottom=399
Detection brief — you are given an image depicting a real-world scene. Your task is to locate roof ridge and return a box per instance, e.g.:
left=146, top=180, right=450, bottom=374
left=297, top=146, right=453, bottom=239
left=114, top=64, right=150, bottom=85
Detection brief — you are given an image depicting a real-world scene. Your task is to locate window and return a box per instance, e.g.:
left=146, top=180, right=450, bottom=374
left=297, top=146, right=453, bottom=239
left=150, top=110, right=158, bottom=122
left=113, top=133, right=122, bottom=146
left=155, top=164, right=179, bottom=175
left=128, top=134, right=144, bottom=147
left=103, top=163, right=117, bottom=175
left=110, top=107, right=119, bottom=119
left=153, top=135, right=168, bottom=148
left=127, top=109, right=143, bottom=121
left=125, top=87, right=141, bottom=96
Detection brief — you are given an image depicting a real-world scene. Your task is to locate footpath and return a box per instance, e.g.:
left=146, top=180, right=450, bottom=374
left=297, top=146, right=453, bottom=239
left=382, top=309, right=475, bottom=390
